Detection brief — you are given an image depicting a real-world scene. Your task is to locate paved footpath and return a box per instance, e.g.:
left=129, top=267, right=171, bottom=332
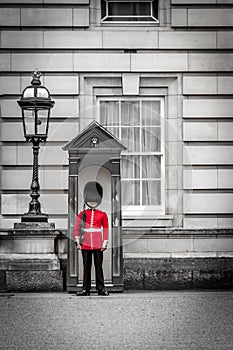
left=0, top=291, right=233, bottom=350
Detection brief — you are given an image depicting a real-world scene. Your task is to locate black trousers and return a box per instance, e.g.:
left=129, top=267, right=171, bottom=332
left=81, top=249, right=105, bottom=292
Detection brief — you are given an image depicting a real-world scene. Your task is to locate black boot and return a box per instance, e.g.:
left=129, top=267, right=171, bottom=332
left=98, top=289, right=109, bottom=296
left=76, top=290, right=90, bottom=296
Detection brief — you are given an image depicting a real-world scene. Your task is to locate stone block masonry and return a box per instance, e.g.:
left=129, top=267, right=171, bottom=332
left=124, top=257, right=233, bottom=290
left=6, top=271, right=63, bottom=292
left=1, top=229, right=233, bottom=291
left=0, top=228, right=64, bottom=292
left=123, top=229, right=233, bottom=290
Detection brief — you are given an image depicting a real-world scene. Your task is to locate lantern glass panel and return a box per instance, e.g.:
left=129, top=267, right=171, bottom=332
left=36, top=109, right=49, bottom=135
left=37, top=87, right=49, bottom=98
left=23, top=87, right=34, bottom=98
left=23, top=109, right=35, bottom=136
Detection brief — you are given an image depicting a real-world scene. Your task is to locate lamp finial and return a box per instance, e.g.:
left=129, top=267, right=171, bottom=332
left=31, top=69, right=42, bottom=85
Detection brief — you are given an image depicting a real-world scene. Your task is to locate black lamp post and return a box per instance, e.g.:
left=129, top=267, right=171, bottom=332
left=17, top=70, right=55, bottom=223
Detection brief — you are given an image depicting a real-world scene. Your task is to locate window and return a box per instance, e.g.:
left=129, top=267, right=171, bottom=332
left=99, top=98, right=164, bottom=212
left=101, top=0, right=159, bottom=23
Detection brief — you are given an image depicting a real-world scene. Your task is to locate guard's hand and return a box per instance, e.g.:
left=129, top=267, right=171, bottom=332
left=76, top=244, right=82, bottom=250
left=101, top=247, right=107, bottom=252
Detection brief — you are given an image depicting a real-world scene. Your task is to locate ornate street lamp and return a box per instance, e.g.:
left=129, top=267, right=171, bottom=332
left=17, top=70, right=55, bottom=223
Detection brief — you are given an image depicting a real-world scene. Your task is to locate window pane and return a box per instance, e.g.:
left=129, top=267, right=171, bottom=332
left=101, top=0, right=106, bottom=18
left=99, top=97, right=163, bottom=208
left=122, top=156, right=140, bottom=179
left=141, top=101, right=160, bottom=126
left=141, top=127, right=161, bottom=152
left=109, top=2, right=151, bottom=16
left=121, top=101, right=140, bottom=126
left=141, top=156, right=161, bottom=179
left=101, top=0, right=158, bottom=22
left=107, top=126, right=119, bottom=138
left=100, top=101, right=119, bottom=126
left=142, top=180, right=161, bottom=205
left=122, top=127, right=140, bottom=152
left=122, top=180, right=140, bottom=206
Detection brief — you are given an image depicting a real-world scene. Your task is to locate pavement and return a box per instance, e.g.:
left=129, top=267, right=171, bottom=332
left=0, top=290, right=233, bottom=350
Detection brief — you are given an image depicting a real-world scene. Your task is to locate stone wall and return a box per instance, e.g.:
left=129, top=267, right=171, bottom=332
left=123, top=228, right=233, bottom=289
left=1, top=228, right=233, bottom=291
left=0, top=0, right=233, bottom=244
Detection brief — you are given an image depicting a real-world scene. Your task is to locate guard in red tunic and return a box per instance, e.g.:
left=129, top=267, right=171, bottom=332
left=74, top=181, right=109, bottom=296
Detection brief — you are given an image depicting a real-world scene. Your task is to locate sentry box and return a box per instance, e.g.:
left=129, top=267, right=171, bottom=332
left=63, top=121, right=126, bottom=293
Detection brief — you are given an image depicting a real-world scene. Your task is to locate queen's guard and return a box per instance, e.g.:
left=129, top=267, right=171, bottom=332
left=74, top=181, right=109, bottom=296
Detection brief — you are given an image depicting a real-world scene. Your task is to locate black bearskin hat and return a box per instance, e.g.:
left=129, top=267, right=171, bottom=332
left=84, top=181, right=103, bottom=204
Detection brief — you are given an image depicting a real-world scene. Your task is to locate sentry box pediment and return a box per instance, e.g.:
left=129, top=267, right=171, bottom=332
left=63, top=121, right=126, bottom=173
left=63, top=120, right=126, bottom=152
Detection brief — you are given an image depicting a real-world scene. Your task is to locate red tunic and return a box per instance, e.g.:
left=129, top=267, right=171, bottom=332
left=74, top=209, right=109, bottom=250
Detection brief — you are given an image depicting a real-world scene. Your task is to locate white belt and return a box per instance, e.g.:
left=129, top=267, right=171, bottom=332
left=84, top=228, right=103, bottom=233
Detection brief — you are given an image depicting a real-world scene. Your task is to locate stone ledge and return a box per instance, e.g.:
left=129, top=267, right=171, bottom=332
left=123, top=228, right=233, bottom=238
left=0, top=228, right=61, bottom=236
left=14, top=222, right=55, bottom=230
left=124, top=252, right=233, bottom=259
left=123, top=215, right=173, bottom=228
left=0, top=253, right=61, bottom=271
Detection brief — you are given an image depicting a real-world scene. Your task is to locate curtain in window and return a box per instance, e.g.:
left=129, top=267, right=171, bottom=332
left=100, top=100, right=162, bottom=206
left=121, top=102, right=140, bottom=152
left=100, top=101, right=119, bottom=138
left=121, top=179, right=140, bottom=205
left=122, top=156, right=140, bottom=179
left=142, top=101, right=160, bottom=126
left=142, top=156, right=161, bottom=205
left=142, top=180, right=161, bottom=205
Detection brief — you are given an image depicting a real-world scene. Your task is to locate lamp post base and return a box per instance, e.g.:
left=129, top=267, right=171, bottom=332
left=15, top=213, right=55, bottom=229
left=14, top=221, right=55, bottom=230
left=21, top=213, right=49, bottom=223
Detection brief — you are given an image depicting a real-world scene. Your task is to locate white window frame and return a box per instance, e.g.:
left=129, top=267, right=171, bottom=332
left=97, top=97, right=165, bottom=217
left=101, top=0, right=159, bottom=24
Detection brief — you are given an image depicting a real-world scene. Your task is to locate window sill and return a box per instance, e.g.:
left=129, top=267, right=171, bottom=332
left=100, top=21, right=160, bottom=28
left=122, top=214, right=173, bottom=228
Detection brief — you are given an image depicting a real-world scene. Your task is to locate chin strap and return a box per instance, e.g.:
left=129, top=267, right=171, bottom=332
left=85, top=202, right=99, bottom=209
